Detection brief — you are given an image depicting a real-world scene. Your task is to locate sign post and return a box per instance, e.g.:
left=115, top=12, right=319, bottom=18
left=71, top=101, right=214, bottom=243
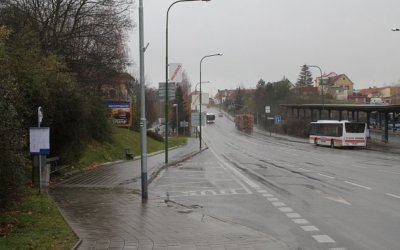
left=30, top=127, right=50, bottom=193
left=180, top=120, right=189, bottom=136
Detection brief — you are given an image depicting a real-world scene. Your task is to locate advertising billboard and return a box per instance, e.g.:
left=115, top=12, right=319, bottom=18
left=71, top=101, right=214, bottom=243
left=104, top=101, right=131, bottom=127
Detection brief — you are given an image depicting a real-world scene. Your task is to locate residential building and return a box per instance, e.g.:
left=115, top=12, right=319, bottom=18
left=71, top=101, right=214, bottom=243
left=359, top=86, right=400, bottom=104
left=315, top=72, right=354, bottom=100
left=348, top=92, right=369, bottom=104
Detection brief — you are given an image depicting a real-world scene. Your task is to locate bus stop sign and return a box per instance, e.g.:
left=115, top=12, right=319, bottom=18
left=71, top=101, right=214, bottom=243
left=274, top=115, right=281, bottom=125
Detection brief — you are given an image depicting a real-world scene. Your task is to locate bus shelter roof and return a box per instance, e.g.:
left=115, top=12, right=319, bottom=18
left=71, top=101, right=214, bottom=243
left=281, top=104, right=400, bottom=113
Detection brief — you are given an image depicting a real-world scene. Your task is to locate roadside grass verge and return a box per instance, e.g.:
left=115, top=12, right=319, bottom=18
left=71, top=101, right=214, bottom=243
left=78, top=128, right=187, bottom=169
left=0, top=188, right=76, bottom=250
left=0, top=128, right=187, bottom=250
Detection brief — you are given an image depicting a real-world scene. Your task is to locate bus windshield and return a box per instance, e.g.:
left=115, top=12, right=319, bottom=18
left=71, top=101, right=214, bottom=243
left=345, top=123, right=365, bottom=133
left=206, top=114, right=215, bottom=120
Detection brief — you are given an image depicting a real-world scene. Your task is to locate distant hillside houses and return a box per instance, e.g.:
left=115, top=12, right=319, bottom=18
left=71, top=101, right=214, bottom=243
left=358, top=86, right=400, bottom=104
left=296, top=71, right=400, bottom=104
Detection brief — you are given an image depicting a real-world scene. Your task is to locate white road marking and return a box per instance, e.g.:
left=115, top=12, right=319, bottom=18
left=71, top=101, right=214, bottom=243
left=279, top=207, right=293, bottom=212
left=292, top=219, right=309, bottom=225
left=301, top=225, right=319, bottom=232
left=298, top=168, right=311, bottom=172
left=286, top=213, right=301, bottom=218
left=216, top=162, right=252, bottom=194
left=164, top=188, right=251, bottom=197
left=318, top=173, right=335, bottom=179
left=385, top=193, right=400, bottom=199
left=257, top=190, right=268, bottom=193
left=267, top=197, right=279, bottom=201
left=312, top=235, right=335, bottom=243
left=262, top=193, right=273, bottom=197
left=272, top=202, right=286, bottom=207
left=329, top=248, right=347, bottom=250
left=210, top=147, right=260, bottom=189
left=324, top=196, right=351, bottom=205
left=344, top=181, right=372, bottom=190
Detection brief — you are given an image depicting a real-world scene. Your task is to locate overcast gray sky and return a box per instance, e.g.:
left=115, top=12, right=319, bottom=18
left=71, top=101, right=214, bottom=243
left=129, top=0, right=400, bottom=96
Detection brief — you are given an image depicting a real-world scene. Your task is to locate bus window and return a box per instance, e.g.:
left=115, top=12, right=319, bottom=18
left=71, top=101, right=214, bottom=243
left=345, top=123, right=365, bottom=133
left=337, top=124, right=343, bottom=137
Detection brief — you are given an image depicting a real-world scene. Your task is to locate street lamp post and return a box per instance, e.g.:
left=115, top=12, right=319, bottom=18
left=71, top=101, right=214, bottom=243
left=165, top=0, right=210, bottom=165
left=306, top=65, right=324, bottom=117
left=138, top=0, right=148, bottom=201
left=173, top=103, right=179, bottom=136
left=199, top=53, right=222, bottom=150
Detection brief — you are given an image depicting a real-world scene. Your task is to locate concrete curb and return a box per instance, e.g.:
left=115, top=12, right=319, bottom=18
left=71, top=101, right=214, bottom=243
left=51, top=144, right=185, bottom=185
left=70, top=239, right=82, bottom=250
left=49, top=193, right=82, bottom=250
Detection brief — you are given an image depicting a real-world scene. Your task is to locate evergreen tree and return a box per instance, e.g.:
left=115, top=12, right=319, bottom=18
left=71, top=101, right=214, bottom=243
left=297, top=64, right=313, bottom=86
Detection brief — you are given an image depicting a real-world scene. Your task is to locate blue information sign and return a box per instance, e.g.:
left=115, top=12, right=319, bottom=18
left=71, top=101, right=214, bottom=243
left=274, top=115, right=281, bottom=125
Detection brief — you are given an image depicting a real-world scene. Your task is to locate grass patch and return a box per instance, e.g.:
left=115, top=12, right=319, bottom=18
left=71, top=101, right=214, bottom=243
left=78, top=128, right=187, bottom=168
left=0, top=188, right=76, bottom=250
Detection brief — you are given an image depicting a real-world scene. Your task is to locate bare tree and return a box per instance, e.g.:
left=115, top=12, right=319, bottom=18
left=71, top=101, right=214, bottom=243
left=0, top=0, right=134, bottom=91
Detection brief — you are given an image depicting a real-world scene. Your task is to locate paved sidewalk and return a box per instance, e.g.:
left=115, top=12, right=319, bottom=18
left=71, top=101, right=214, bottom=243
left=51, top=138, right=287, bottom=250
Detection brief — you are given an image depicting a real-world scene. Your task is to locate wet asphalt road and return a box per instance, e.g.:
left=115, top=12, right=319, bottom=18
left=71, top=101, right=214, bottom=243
left=151, top=108, right=400, bottom=250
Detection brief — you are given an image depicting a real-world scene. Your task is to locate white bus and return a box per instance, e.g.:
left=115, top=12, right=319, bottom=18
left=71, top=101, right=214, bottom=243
left=206, top=113, right=216, bottom=124
left=309, top=120, right=367, bottom=148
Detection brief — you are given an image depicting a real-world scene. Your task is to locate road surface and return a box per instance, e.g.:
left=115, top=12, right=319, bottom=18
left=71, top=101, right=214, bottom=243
left=151, top=108, right=400, bottom=250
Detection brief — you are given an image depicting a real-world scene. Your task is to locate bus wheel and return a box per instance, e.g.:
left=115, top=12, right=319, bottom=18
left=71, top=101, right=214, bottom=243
left=314, top=138, right=318, bottom=146
left=330, top=140, right=335, bottom=148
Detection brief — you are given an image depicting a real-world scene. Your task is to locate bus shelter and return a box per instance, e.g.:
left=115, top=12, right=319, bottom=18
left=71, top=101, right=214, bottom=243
left=281, top=104, right=400, bottom=143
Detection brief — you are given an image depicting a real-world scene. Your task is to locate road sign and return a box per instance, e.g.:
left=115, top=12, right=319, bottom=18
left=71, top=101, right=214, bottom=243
left=191, top=112, right=205, bottom=126
left=159, top=82, right=176, bottom=100
left=265, top=106, right=271, bottom=113
left=274, top=115, right=281, bottom=125
left=30, top=127, right=50, bottom=155
left=180, top=121, right=189, bottom=128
